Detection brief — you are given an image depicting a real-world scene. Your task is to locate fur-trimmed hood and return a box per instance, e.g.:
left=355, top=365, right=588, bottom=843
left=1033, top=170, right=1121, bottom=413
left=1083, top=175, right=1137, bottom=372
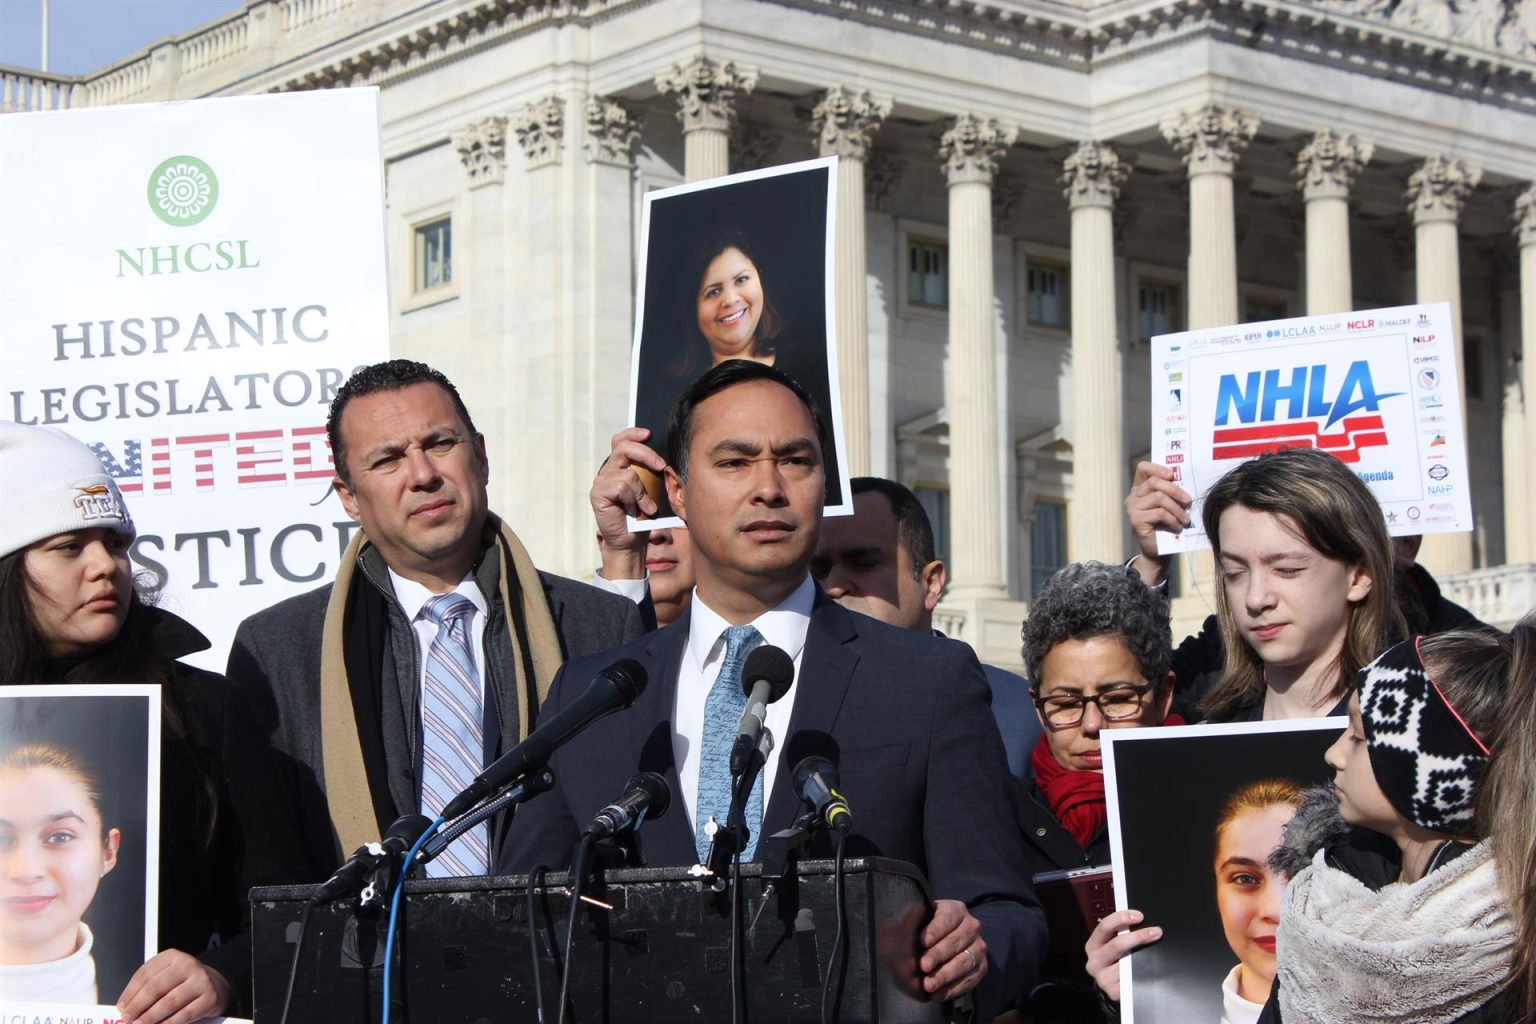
left=1269, top=784, right=1349, bottom=878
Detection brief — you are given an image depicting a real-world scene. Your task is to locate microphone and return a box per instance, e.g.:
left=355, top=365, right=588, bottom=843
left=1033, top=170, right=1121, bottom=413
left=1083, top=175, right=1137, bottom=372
left=441, top=659, right=647, bottom=819
left=313, top=813, right=433, bottom=905
left=585, top=771, right=672, bottom=840
left=729, top=645, right=795, bottom=775
left=793, top=756, right=851, bottom=833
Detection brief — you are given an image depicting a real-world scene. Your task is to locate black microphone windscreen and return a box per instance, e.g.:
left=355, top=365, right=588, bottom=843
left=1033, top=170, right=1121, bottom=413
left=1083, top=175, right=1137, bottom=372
left=741, top=645, right=795, bottom=702
left=627, top=771, right=672, bottom=820
left=385, top=814, right=434, bottom=844
left=793, top=754, right=838, bottom=794
left=602, top=658, right=648, bottom=704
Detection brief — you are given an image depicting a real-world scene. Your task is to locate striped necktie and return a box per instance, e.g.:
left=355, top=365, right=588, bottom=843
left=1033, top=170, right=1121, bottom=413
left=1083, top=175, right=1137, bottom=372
left=695, top=624, right=764, bottom=863
left=419, top=593, right=488, bottom=876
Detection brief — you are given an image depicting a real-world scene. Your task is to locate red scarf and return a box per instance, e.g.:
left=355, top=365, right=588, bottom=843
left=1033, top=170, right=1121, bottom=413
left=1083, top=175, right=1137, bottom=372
left=1032, top=713, right=1185, bottom=848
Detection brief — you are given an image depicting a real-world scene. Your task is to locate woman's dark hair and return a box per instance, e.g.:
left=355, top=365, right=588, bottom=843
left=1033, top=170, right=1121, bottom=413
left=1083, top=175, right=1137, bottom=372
left=669, top=230, right=785, bottom=378
left=0, top=549, right=219, bottom=848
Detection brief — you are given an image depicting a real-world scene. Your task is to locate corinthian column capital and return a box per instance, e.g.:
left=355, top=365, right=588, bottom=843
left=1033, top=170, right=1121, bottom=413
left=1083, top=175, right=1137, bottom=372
left=939, top=114, right=1017, bottom=186
left=1061, top=141, right=1130, bottom=210
left=582, top=97, right=641, bottom=167
left=810, top=86, right=891, bottom=161
left=654, top=56, right=757, bottom=134
left=1406, top=155, right=1482, bottom=224
left=1160, top=104, right=1259, bottom=176
left=1512, top=184, right=1536, bottom=246
left=1296, top=130, right=1373, bottom=200
left=513, top=96, right=565, bottom=169
left=451, top=115, right=509, bottom=187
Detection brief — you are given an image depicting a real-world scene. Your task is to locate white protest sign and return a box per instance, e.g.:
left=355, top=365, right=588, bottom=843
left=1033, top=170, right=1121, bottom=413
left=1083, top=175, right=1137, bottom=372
left=0, top=91, right=390, bottom=668
left=1150, top=302, right=1471, bottom=554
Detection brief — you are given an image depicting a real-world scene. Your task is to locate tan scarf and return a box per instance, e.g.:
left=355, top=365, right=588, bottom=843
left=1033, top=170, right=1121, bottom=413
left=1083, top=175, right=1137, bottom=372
left=319, top=516, right=564, bottom=857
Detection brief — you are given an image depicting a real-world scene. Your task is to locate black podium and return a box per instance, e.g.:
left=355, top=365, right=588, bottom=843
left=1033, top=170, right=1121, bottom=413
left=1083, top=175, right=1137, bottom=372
left=251, top=858, right=948, bottom=1023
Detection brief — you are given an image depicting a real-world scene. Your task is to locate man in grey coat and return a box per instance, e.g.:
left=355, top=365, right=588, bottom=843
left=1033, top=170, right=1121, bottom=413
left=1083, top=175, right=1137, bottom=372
left=226, top=360, right=645, bottom=880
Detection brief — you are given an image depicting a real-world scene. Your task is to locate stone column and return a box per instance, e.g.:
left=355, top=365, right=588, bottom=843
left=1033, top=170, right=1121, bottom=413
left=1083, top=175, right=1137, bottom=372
left=1515, top=186, right=1536, bottom=563
left=1161, top=105, right=1257, bottom=600
left=1296, top=130, right=1372, bottom=315
left=1061, top=141, right=1130, bottom=563
left=1161, top=105, right=1258, bottom=329
left=811, top=86, right=890, bottom=476
left=1407, top=155, right=1482, bottom=576
left=447, top=115, right=510, bottom=488
left=940, top=114, right=1016, bottom=601
left=655, top=56, right=756, bottom=183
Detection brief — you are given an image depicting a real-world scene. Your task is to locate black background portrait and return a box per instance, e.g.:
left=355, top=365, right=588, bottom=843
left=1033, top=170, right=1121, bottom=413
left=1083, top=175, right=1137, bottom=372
left=1, top=691, right=154, bottom=1001
left=631, top=162, right=843, bottom=521
left=1106, top=723, right=1343, bottom=1023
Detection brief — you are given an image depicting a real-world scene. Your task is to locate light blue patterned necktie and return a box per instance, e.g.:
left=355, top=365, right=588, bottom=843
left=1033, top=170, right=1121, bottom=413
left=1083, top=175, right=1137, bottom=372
left=695, top=624, right=764, bottom=863
left=419, top=593, right=488, bottom=877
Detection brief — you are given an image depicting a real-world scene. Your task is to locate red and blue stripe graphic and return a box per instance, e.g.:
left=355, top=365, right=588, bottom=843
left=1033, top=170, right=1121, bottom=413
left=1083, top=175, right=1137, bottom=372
left=1211, top=415, right=1388, bottom=464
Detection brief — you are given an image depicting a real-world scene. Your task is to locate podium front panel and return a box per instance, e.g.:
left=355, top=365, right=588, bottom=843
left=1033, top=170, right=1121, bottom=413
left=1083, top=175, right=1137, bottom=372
left=252, top=857, right=947, bottom=1024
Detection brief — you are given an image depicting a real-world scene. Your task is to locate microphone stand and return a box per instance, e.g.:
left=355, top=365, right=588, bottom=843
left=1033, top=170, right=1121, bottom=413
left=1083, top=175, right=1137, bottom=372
left=417, top=768, right=557, bottom=869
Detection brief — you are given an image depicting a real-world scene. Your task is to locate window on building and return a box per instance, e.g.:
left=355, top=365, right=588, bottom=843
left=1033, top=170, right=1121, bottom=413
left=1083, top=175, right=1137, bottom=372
left=1243, top=296, right=1287, bottom=323
left=1464, top=335, right=1484, bottom=401
left=1138, top=280, right=1181, bottom=342
left=913, top=485, right=950, bottom=565
left=414, top=217, right=452, bottom=293
left=1030, top=500, right=1068, bottom=598
left=1026, top=261, right=1069, bottom=328
left=908, top=239, right=948, bottom=309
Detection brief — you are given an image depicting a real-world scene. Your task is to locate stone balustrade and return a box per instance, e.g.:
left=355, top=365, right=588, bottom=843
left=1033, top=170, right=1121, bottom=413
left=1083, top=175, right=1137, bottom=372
left=0, top=0, right=359, bottom=116
left=0, top=66, right=72, bottom=112
left=180, top=13, right=251, bottom=75
left=1438, top=563, right=1536, bottom=630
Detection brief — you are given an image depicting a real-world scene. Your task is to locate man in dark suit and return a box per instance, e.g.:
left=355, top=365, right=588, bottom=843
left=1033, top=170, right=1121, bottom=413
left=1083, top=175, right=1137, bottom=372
left=226, top=360, right=644, bottom=881
left=505, top=360, right=1044, bottom=1016
left=812, top=475, right=1043, bottom=779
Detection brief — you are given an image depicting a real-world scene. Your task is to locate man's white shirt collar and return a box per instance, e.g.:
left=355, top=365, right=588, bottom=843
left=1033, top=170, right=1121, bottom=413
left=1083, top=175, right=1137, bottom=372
left=685, top=574, right=816, bottom=668
left=388, top=568, right=488, bottom=623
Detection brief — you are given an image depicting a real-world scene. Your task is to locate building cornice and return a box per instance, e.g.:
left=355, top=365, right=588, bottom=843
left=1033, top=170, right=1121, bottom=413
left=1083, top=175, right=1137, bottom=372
left=3, top=0, right=1532, bottom=117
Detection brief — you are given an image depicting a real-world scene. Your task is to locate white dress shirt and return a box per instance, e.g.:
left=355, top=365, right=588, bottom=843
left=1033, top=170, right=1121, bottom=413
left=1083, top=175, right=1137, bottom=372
left=672, top=575, right=816, bottom=829
left=388, top=569, right=490, bottom=724
left=589, top=569, right=648, bottom=604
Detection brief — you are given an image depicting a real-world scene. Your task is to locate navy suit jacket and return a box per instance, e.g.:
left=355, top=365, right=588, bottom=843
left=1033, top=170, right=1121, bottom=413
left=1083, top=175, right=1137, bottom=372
left=504, top=591, right=1046, bottom=1015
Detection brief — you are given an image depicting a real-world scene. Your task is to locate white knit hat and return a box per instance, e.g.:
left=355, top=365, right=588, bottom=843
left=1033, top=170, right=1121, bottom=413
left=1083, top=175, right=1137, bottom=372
left=0, top=421, right=135, bottom=560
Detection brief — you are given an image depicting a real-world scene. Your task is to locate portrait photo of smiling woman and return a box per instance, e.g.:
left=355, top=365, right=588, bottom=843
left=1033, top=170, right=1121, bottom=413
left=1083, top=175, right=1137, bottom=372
left=630, top=158, right=848, bottom=526
left=0, top=689, right=158, bottom=1007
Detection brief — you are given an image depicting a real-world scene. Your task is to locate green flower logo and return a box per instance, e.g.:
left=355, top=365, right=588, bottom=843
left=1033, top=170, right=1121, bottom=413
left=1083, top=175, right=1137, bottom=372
left=147, top=155, right=219, bottom=227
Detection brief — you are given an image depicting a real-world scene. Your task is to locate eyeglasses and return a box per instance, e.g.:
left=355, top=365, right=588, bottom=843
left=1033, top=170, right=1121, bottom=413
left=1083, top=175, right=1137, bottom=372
left=1032, top=684, right=1155, bottom=728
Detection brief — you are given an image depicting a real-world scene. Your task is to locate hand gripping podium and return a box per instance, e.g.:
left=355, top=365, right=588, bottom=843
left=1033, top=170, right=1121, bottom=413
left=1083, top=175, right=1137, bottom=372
left=251, top=858, right=950, bottom=1023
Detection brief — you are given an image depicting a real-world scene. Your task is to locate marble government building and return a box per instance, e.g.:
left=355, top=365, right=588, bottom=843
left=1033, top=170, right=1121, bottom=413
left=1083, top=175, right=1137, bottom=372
left=5, top=0, right=1534, bottom=666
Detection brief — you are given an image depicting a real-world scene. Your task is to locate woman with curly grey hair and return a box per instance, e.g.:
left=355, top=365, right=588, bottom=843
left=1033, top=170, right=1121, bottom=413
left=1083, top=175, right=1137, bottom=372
left=1015, top=561, right=1180, bottom=1022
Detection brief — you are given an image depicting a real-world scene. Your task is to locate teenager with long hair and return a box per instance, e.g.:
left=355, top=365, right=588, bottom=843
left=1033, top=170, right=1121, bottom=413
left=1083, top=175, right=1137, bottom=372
left=0, top=421, right=303, bottom=1022
left=1088, top=448, right=1408, bottom=1001
left=1127, top=447, right=1406, bottom=720
left=1258, top=623, right=1535, bottom=1023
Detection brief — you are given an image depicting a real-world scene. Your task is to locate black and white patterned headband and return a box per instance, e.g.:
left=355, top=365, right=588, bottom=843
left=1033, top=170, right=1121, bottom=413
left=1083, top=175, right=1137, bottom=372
left=1357, top=636, right=1490, bottom=836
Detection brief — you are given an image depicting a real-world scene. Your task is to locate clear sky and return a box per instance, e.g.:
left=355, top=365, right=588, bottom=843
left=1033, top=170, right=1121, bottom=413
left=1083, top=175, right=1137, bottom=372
left=0, top=0, right=242, bottom=75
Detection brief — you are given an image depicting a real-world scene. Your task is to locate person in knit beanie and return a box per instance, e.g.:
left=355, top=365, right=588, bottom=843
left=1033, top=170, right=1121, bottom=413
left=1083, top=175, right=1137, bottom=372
left=0, top=420, right=306, bottom=1023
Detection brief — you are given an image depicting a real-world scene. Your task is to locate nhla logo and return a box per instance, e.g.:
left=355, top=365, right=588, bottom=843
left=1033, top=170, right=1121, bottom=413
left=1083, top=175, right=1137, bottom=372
left=1211, top=360, right=1402, bottom=464
left=148, top=155, right=219, bottom=227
